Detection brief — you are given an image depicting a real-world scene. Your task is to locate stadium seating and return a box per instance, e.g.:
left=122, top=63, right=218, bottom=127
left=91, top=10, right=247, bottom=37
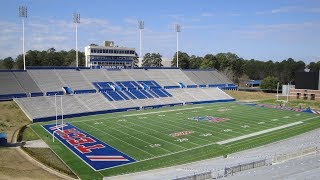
left=13, top=71, right=41, bottom=93
left=3, top=68, right=236, bottom=122
left=0, top=71, right=41, bottom=100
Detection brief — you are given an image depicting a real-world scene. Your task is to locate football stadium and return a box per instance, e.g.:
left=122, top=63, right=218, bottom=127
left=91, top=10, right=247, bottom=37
left=1, top=1, right=320, bottom=180
left=1, top=67, right=320, bottom=179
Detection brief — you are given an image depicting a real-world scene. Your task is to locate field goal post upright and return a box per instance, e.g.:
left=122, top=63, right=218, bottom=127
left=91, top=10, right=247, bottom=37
left=52, top=94, right=64, bottom=142
left=61, top=95, right=64, bottom=131
left=286, top=82, right=290, bottom=104
left=276, top=82, right=279, bottom=101
left=53, top=94, right=58, bottom=142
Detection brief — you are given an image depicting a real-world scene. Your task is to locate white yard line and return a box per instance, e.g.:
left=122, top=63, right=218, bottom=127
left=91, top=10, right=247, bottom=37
left=128, top=119, right=202, bottom=146
left=69, top=106, right=204, bottom=123
left=132, top=116, right=320, bottom=164
left=123, top=106, right=204, bottom=117
left=81, top=122, right=155, bottom=157
left=99, top=123, right=183, bottom=152
left=216, top=121, right=304, bottom=145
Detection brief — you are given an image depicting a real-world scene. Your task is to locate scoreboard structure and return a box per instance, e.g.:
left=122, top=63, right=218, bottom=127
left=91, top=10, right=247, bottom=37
left=295, top=70, right=320, bottom=90
left=290, top=70, right=320, bottom=101
left=85, top=41, right=137, bottom=69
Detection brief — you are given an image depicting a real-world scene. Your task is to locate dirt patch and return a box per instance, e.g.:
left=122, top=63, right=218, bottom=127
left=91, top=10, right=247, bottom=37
left=224, top=90, right=276, bottom=101
left=0, top=148, right=63, bottom=180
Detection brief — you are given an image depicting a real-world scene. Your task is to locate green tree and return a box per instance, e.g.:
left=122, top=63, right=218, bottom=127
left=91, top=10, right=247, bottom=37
left=189, top=55, right=203, bottom=69
left=171, top=51, right=190, bottom=69
left=2, top=57, right=14, bottom=69
left=260, top=76, right=279, bottom=90
left=15, top=55, right=23, bottom=69
left=142, top=53, right=163, bottom=67
left=230, top=57, right=245, bottom=84
left=216, top=52, right=237, bottom=71
left=200, top=54, right=219, bottom=69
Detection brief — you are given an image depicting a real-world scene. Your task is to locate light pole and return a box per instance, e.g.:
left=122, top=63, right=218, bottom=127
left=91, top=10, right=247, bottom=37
left=19, top=6, right=27, bottom=70
left=73, top=13, right=80, bottom=67
left=138, top=20, right=144, bottom=67
left=175, top=24, right=181, bottom=68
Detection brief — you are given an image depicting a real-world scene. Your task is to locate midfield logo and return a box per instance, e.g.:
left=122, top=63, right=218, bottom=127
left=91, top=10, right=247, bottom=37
left=170, top=130, right=193, bottom=137
left=43, top=123, right=135, bottom=171
left=191, top=116, right=230, bottom=123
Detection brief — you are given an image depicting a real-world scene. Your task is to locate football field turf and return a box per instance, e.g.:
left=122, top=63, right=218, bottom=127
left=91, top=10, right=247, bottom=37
left=31, top=102, right=320, bottom=179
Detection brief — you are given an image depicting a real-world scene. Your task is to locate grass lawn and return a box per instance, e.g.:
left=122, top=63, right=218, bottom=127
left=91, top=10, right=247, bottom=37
left=30, top=102, right=320, bottom=180
left=0, top=101, right=30, bottom=142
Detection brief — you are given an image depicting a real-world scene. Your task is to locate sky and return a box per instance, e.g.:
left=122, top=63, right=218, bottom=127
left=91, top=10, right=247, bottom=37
left=0, top=0, right=320, bottom=63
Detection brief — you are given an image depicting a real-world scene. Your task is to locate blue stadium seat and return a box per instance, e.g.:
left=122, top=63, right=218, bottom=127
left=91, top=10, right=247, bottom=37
left=151, top=89, right=167, bottom=97
left=106, top=91, right=124, bottom=101
left=116, top=91, right=130, bottom=100
left=130, top=89, right=147, bottom=99
left=115, top=82, right=127, bottom=90
left=140, top=89, right=153, bottom=98
left=102, top=92, right=113, bottom=101
left=93, top=82, right=114, bottom=91
left=123, top=90, right=137, bottom=99
left=131, top=81, right=142, bottom=89
left=63, top=87, right=73, bottom=94
left=147, top=90, right=159, bottom=98
left=138, top=81, right=161, bottom=88
left=178, top=82, right=186, bottom=88
left=160, top=89, right=172, bottom=97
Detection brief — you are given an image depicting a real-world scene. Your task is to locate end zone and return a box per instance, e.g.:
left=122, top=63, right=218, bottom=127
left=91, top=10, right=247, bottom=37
left=43, top=123, right=135, bottom=171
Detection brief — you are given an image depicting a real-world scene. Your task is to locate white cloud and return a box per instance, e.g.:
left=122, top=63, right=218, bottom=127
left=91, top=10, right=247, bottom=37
left=124, top=17, right=138, bottom=25
left=257, top=6, right=320, bottom=15
left=201, top=12, right=214, bottom=17
left=233, top=21, right=320, bottom=41
left=183, top=25, right=218, bottom=30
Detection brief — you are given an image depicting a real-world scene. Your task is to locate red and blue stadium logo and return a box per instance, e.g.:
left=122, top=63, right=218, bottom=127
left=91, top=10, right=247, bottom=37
left=43, top=123, right=135, bottom=171
left=191, top=116, right=229, bottom=123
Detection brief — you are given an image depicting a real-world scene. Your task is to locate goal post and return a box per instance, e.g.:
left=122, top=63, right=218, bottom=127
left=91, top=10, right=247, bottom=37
left=52, top=94, right=64, bottom=142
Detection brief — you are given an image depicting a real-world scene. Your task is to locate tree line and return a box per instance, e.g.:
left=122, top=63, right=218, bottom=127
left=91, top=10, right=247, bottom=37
left=0, top=48, right=86, bottom=70
left=0, top=48, right=317, bottom=86
left=142, top=51, right=309, bottom=85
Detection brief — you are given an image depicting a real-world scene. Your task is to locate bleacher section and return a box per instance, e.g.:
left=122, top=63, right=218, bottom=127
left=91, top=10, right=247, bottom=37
left=1, top=68, right=237, bottom=122
left=183, top=70, right=237, bottom=90
left=0, top=71, right=41, bottom=100
left=28, top=70, right=66, bottom=93
left=13, top=71, right=41, bottom=94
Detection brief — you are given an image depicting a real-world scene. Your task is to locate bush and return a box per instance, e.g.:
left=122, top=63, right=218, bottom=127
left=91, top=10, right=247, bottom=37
left=260, top=76, right=279, bottom=90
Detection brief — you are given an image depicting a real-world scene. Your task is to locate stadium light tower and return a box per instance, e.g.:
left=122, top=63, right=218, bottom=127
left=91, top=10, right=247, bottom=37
left=19, top=6, right=27, bottom=70
left=175, top=24, right=181, bottom=68
left=73, top=13, right=80, bottom=67
left=138, top=20, right=144, bottom=67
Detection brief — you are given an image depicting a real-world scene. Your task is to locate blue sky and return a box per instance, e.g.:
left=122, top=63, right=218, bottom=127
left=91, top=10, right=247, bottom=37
left=0, top=0, right=320, bottom=63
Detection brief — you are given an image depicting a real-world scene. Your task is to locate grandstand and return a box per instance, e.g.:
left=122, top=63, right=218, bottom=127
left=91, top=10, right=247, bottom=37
left=0, top=68, right=236, bottom=122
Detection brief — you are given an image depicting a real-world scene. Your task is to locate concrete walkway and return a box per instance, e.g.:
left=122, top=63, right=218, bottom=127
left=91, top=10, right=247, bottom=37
left=24, top=139, right=49, bottom=148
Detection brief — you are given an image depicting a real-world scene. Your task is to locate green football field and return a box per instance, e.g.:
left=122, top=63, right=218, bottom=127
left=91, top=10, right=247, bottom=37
left=31, top=102, right=320, bottom=180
